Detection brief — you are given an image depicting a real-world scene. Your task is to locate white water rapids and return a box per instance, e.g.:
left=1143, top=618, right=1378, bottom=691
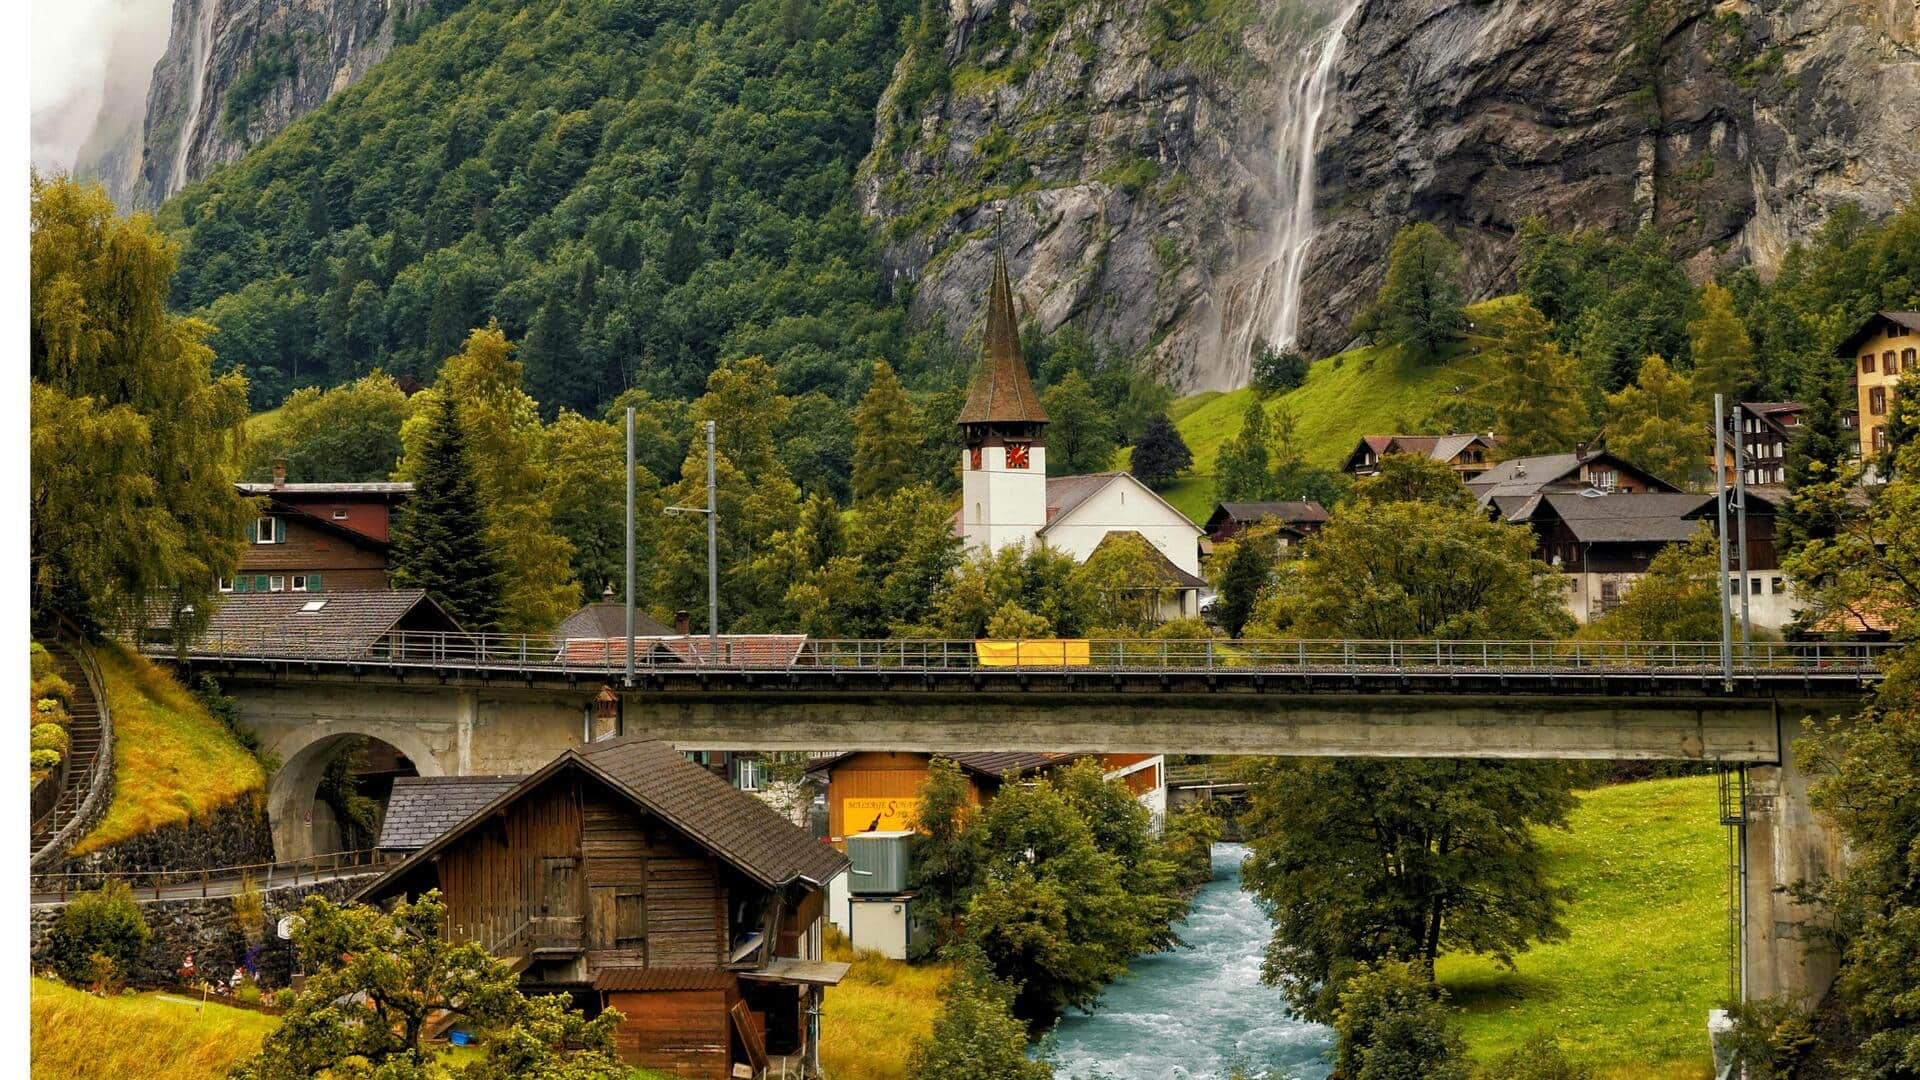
left=1215, top=0, right=1360, bottom=388
left=1037, top=844, right=1334, bottom=1079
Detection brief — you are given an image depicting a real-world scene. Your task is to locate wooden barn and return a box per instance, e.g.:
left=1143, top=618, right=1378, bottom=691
left=355, top=737, right=850, bottom=1078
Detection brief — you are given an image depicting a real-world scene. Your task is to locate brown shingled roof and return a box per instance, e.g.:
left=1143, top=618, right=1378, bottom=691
left=956, top=256, right=1048, bottom=426
left=378, top=775, right=523, bottom=850
left=185, top=589, right=463, bottom=658
left=355, top=737, right=847, bottom=900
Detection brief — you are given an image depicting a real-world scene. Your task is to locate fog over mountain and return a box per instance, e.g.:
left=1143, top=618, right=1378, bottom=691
left=31, top=0, right=172, bottom=172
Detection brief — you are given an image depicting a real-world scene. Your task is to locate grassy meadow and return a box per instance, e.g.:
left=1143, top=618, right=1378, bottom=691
left=1438, top=774, right=1726, bottom=1079
left=818, top=928, right=953, bottom=1080
left=71, top=641, right=266, bottom=855
left=31, top=978, right=279, bottom=1079
left=1136, top=298, right=1510, bottom=522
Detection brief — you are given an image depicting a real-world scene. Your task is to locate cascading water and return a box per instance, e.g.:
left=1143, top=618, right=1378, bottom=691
left=168, top=0, right=219, bottom=198
left=1217, top=0, right=1360, bottom=388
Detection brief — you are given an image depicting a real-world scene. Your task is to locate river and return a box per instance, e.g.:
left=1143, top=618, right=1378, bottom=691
left=1039, top=843, right=1335, bottom=1080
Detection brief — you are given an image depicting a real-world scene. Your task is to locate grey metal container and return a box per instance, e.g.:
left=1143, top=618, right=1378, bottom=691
left=846, top=830, right=915, bottom=895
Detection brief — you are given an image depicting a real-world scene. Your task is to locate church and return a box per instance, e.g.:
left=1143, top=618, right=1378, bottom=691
left=954, top=257, right=1207, bottom=620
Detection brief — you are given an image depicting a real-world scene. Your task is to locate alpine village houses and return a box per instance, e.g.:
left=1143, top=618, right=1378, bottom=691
left=358, top=736, right=849, bottom=1079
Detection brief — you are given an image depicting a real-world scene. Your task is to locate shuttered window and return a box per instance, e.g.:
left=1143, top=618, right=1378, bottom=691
left=614, top=891, right=645, bottom=949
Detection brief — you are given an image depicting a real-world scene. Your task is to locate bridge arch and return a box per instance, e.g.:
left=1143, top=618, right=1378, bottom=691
left=268, top=726, right=444, bottom=861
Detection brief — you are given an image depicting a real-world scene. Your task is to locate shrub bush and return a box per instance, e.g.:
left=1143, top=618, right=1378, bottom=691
left=32, top=723, right=69, bottom=755
left=31, top=748, right=62, bottom=771
left=47, top=881, right=151, bottom=988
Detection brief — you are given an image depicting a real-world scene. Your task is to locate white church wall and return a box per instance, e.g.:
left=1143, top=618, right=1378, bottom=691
left=1042, top=476, right=1203, bottom=575
left=961, top=442, right=1049, bottom=554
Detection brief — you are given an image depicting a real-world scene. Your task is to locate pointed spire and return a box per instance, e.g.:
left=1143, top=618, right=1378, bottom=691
left=956, top=254, right=1049, bottom=426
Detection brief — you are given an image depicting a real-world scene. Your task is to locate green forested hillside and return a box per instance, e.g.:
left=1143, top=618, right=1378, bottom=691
left=163, top=0, right=933, bottom=413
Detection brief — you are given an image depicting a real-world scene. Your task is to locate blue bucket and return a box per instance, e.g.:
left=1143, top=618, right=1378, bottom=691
left=448, top=1031, right=472, bottom=1047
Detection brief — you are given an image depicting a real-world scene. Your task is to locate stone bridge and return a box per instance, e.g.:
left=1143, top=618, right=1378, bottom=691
left=159, top=635, right=1888, bottom=1006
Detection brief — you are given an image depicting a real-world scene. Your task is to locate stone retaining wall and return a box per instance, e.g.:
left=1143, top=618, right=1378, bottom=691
left=58, top=793, right=275, bottom=881
left=30, top=874, right=376, bottom=989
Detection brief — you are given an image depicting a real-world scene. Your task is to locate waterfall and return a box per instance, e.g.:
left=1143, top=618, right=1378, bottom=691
left=168, top=0, right=219, bottom=199
left=1218, top=0, right=1360, bottom=388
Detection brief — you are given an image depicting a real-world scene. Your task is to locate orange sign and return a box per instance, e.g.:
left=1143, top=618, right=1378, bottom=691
left=843, top=797, right=918, bottom=833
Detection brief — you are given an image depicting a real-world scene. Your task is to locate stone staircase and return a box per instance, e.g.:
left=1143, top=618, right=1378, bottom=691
left=31, top=636, right=111, bottom=863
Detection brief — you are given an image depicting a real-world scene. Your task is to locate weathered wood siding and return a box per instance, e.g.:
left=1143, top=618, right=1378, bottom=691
left=438, top=775, right=582, bottom=950
left=605, top=985, right=738, bottom=1080
left=580, top=788, right=729, bottom=970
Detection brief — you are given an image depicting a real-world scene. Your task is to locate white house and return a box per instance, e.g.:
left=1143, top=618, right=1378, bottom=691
left=956, top=256, right=1206, bottom=619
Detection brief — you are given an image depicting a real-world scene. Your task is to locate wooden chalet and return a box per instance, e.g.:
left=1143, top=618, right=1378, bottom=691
left=1342, top=433, right=1503, bottom=478
left=1468, top=448, right=1677, bottom=509
left=231, top=464, right=412, bottom=593
left=1201, top=500, right=1328, bottom=546
left=355, top=737, right=850, bottom=1079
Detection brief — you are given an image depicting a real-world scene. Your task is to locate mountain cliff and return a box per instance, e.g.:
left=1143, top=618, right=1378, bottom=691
left=120, top=0, right=1918, bottom=399
left=867, top=0, right=1920, bottom=389
left=79, top=0, right=432, bottom=210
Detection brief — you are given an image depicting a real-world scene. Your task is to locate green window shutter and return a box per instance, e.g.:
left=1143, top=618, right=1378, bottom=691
left=234, top=577, right=249, bottom=594
left=308, top=573, right=323, bottom=593
left=246, top=520, right=257, bottom=543
left=254, top=575, right=270, bottom=593
left=274, top=518, right=286, bottom=544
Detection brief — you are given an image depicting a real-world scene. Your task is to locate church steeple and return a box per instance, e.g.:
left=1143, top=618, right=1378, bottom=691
left=958, top=254, right=1048, bottom=554
left=956, top=255, right=1049, bottom=427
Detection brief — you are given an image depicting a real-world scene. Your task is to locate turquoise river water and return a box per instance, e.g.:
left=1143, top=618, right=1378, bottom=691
left=1037, top=843, right=1335, bottom=1080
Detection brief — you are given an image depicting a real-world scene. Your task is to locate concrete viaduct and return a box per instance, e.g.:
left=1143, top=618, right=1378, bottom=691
left=161, top=636, right=1887, bottom=1006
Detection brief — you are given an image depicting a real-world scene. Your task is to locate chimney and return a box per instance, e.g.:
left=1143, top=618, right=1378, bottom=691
left=272, top=459, right=287, bottom=489
left=602, top=582, right=615, bottom=602
left=674, top=609, right=691, bottom=635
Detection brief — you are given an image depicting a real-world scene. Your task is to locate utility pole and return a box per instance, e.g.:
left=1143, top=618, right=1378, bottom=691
left=1714, top=394, right=1734, bottom=688
left=624, top=407, right=635, bottom=688
left=664, top=420, right=721, bottom=665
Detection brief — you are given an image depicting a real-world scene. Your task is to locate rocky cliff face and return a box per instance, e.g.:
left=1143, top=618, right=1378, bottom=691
left=858, top=0, right=1346, bottom=391
left=865, top=0, right=1920, bottom=389
left=80, top=0, right=425, bottom=211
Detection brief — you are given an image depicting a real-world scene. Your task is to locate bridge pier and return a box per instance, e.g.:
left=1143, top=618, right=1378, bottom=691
left=1740, top=723, right=1842, bottom=1004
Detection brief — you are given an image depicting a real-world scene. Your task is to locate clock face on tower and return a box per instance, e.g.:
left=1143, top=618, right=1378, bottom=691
left=1006, top=443, right=1031, bottom=470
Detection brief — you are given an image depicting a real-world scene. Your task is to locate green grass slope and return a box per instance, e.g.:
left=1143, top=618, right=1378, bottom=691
left=71, top=642, right=266, bottom=856
left=1437, top=774, right=1725, bottom=1079
left=1139, top=298, right=1510, bottom=522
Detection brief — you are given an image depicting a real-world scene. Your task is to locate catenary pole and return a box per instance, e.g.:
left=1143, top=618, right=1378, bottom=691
left=1714, top=394, right=1734, bottom=687
left=705, top=419, right=719, bottom=664
left=624, top=407, right=635, bottom=688
left=1733, top=406, right=1752, bottom=646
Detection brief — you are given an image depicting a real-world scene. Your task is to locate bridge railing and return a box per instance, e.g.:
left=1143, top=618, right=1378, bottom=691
left=151, top=630, right=1896, bottom=676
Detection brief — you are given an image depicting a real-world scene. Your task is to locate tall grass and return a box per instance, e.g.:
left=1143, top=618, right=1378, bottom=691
left=31, top=978, right=277, bottom=1079
left=72, top=641, right=266, bottom=855
left=818, top=926, right=953, bottom=1080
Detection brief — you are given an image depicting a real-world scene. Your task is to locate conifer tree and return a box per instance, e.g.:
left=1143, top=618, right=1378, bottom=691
left=1482, top=300, right=1592, bottom=458
left=1687, top=282, right=1754, bottom=406
left=853, top=361, right=919, bottom=503
left=1780, top=356, right=1854, bottom=552
left=1131, top=413, right=1194, bottom=488
left=1216, top=399, right=1276, bottom=501
left=1604, top=355, right=1708, bottom=490
left=391, top=395, right=507, bottom=631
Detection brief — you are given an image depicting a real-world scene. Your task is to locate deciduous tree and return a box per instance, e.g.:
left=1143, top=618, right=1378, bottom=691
left=1368, top=223, right=1467, bottom=360
left=1040, top=370, right=1120, bottom=476
left=906, top=947, right=1053, bottom=1080
left=1580, top=522, right=1722, bottom=641
left=1329, top=958, right=1472, bottom=1080
left=1348, top=454, right=1472, bottom=511
left=247, top=372, right=409, bottom=483
left=1216, top=398, right=1276, bottom=501
left=30, top=176, right=252, bottom=635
